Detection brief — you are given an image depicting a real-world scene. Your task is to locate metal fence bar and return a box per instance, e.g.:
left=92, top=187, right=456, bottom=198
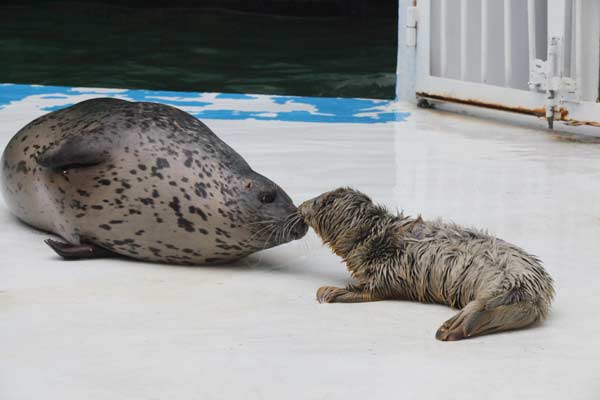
left=460, top=0, right=468, bottom=80
left=441, top=0, right=448, bottom=78
left=527, top=0, right=537, bottom=90
left=481, top=0, right=489, bottom=83
left=504, top=0, right=513, bottom=86
left=575, top=0, right=582, bottom=98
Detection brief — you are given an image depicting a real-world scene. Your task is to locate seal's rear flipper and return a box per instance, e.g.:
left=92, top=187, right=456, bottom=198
left=35, top=135, right=112, bottom=170
left=45, top=238, right=115, bottom=260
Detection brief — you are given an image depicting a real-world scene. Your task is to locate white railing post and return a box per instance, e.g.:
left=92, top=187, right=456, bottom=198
left=575, top=0, right=582, bottom=99
left=504, top=0, right=513, bottom=87
left=481, top=0, right=489, bottom=83
left=460, top=0, right=468, bottom=81
left=527, top=0, right=538, bottom=90
left=441, top=0, right=448, bottom=78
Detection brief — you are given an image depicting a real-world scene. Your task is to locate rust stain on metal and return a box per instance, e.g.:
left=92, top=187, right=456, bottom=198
left=417, top=92, right=600, bottom=128
left=564, top=120, right=600, bottom=128
left=416, top=92, right=547, bottom=117
left=558, top=107, right=569, bottom=120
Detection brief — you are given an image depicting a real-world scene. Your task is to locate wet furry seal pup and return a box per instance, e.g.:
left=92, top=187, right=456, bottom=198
left=1, top=98, right=307, bottom=265
left=298, top=188, right=554, bottom=341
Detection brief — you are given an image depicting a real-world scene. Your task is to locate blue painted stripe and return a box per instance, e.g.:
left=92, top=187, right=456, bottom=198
left=0, top=83, right=409, bottom=124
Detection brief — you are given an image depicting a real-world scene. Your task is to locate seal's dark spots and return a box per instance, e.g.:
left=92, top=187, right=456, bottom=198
left=177, top=217, right=195, bottom=232
left=138, top=164, right=147, bottom=171
left=99, top=224, right=111, bottom=230
left=189, top=205, right=208, bottom=221
left=113, top=238, right=134, bottom=245
left=245, top=181, right=254, bottom=190
left=168, top=197, right=181, bottom=214
left=98, top=179, right=111, bottom=186
left=156, top=158, right=170, bottom=169
left=16, top=161, right=28, bottom=173
left=259, top=191, right=276, bottom=204
left=194, top=182, right=207, bottom=198
left=182, top=149, right=194, bottom=168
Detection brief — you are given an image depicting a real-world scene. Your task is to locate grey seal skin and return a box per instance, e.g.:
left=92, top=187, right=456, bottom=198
left=1, top=98, right=307, bottom=265
left=298, top=187, right=554, bottom=341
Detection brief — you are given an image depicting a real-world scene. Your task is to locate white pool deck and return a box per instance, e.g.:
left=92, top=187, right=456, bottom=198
left=1, top=86, right=600, bottom=399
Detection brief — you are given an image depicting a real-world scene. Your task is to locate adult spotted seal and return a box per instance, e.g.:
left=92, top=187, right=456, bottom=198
left=1, top=98, right=307, bottom=265
left=298, top=187, right=554, bottom=341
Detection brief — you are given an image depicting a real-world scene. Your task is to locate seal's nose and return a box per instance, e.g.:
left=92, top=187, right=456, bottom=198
left=291, top=219, right=308, bottom=239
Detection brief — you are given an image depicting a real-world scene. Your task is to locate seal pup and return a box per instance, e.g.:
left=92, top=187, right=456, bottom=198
left=1, top=98, right=307, bottom=265
left=297, top=187, right=554, bottom=341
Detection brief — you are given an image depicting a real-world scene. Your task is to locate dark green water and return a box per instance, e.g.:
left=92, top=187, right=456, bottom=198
left=0, top=2, right=397, bottom=99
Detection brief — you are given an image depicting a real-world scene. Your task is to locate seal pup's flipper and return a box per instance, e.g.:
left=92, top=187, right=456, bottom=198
left=45, top=238, right=115, bottom=260
left=35, top=135, right=113, bottom=170
left=435, top=297, right=544, bottom=341
left=316, top=285, right=383, bottom=303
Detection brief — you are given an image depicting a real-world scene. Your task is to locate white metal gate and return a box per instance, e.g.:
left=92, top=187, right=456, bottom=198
left=406, top=0, right=600, bottom=131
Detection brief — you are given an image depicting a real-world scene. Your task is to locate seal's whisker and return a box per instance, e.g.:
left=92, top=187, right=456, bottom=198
left=262, top=225, right=278, bottom=251
left=285, top=215, right=300, bottom=240
left=248, top=224, right=276, bottom=241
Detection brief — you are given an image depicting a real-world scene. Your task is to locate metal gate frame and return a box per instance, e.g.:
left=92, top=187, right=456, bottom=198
left=410, top=0, right=600, bottom=131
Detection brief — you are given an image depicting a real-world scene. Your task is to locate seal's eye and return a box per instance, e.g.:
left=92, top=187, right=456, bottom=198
left=259, top=191, right=276, bottom=204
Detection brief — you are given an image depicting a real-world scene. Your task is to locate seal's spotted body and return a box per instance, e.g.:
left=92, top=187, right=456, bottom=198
left=1, top=98, right=306, bottom=264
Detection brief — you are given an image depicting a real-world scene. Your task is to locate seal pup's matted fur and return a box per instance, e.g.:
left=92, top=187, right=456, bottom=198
left=298, top=188, right=554, bottom=341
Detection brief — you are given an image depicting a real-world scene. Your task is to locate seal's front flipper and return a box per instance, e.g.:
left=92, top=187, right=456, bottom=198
left=35, top=135, right=113, bottom=170
left=45, top=238, right=115, bottom=260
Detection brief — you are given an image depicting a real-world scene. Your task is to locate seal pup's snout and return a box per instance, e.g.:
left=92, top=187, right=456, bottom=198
left=297, top=199, right=314, bottom=219
left=297, top=194, right=326, bottom=220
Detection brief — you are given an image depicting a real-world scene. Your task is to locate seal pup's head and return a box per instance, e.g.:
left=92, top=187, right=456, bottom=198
left=297, top=187, right=388, bottom=257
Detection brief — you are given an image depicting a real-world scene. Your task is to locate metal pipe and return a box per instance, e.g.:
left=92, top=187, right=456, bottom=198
left=481, top=0, right=489, bottom=83
left=527, top=0, right=536, bottom=90
left=575, top=0, right=583, bottom=100
left=504, top=0, right=512, bottom=86
left=460, top=0, right=468, bottom=81
left=441, top=0, right=448, bottom=78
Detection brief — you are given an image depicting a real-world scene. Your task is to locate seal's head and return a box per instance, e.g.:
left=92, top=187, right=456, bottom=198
left=298, top=187, right=386, bottom=257
left=235, top=171, right=308, bottom=251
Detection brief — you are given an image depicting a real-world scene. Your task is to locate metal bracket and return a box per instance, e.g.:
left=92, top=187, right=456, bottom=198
left=529, top=41, right=578, bottom=97
left=528, top=36, right=579, bottom=128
